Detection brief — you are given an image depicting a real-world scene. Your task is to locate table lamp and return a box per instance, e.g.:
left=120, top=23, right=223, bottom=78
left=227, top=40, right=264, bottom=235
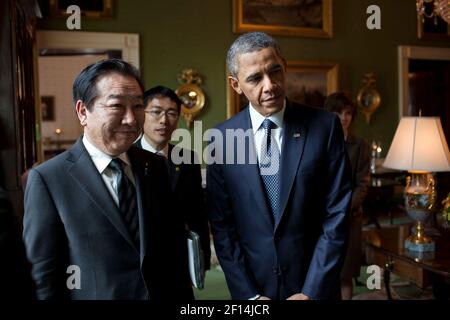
left=383, top=116, right=450, bottom=252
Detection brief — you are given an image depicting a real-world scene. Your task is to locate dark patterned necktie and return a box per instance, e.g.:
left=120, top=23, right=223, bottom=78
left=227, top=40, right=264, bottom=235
left=108, top=158, right=140, bottom=249
left=259, top=119, right=281, bottom=219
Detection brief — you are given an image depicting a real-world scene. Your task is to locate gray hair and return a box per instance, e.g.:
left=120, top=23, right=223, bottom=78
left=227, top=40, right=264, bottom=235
left=226, top=32, right=283, bottom=78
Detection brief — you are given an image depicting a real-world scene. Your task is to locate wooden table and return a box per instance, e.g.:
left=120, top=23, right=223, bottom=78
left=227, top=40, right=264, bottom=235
left=363, top=178, right=401, bottom=228
left=364, top=224, right=450, bottom=299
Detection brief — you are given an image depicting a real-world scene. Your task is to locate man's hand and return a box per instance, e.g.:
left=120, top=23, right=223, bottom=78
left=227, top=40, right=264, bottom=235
left=256, top=295, right=271, bottom=300
left=287, top=293, right=310, bottom=300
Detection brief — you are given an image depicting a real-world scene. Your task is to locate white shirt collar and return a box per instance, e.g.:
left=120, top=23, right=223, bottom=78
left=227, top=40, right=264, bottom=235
left=141, top=135, right=169, bottom=158
left=82, top=135, right=131, bottom=174
left=249, top=99, right=286, bottom=133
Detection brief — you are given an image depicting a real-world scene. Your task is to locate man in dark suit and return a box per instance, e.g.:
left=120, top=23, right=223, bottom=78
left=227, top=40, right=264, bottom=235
left=135, top=85, right=211, bottom=275
left=23, top=59, right=192, bottom=300
left=207, top=32, right=352, bottom=300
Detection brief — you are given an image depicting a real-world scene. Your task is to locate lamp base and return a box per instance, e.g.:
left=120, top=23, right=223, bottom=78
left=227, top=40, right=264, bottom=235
left=405, top=249, right=435, bottom=261
left=405, top=237, right=435, bottom=252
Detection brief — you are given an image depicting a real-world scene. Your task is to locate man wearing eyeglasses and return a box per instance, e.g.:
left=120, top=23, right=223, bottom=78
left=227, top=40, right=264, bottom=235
left=135, top=86, right=211, bottom=285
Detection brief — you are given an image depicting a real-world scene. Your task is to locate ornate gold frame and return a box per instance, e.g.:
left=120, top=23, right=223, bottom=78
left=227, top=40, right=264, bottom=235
left=227, top=60, right=338, bottom=118
left=356, top=73, right=381, bottom=124
left=233, top=0, right=333, bottom=38
left=49, top=0, right=114, bottom=18
left=416, top=3, right=450, bottom=39
left=176, top=83, right=205, bottom=128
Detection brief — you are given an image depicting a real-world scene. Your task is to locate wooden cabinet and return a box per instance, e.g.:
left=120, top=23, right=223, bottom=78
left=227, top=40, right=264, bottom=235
left=0, top=0, right=40, bottom=218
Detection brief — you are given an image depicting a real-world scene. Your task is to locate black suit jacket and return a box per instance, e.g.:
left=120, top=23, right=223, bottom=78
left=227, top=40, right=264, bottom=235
left=207, top=101, right=352, bottom=300
left=23, top=138, right=192, bottom=300
left=135, top=139, right=211, bottom=270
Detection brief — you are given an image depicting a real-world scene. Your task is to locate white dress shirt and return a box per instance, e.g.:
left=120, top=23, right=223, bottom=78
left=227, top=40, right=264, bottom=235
left=249, top=100, right=285, bottom=162
left=82, top=135, right=136, bottom=207
left=248, top=101, right=285, bottom=300
left=141, top=135, right=169, bottom=158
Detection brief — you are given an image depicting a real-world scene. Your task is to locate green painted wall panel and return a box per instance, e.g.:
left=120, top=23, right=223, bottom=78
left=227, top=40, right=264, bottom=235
left=37, top=0, right=450, bottom=153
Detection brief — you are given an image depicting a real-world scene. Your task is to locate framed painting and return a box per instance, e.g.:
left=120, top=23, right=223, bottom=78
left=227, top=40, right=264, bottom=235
left=417, top=15, right=450, bottom=39
left=233, top=0, right=333, bottom=38
left=227, top=60, right=338, bottom=118
left=417, top=1, right=450, bottom=39
left=48, top=0, right=114, bottom=18
left=41, top=96, right=55, bottom=121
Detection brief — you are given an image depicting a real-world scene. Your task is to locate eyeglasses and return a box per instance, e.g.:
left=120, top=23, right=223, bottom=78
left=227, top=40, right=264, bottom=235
left=145, top=109, right=179, bottom=120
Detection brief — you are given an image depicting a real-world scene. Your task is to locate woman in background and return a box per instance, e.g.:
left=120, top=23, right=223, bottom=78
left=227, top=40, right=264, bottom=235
left=325, top=92, right=370, bottom=300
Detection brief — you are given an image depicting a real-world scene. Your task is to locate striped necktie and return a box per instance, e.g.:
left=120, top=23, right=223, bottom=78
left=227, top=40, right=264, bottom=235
left=108, top=158, right=140, bottom=249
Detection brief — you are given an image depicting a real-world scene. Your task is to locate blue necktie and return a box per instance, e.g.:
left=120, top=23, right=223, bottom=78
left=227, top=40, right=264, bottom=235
left=109, top=158, right=140, bottom=249
left=259, top=119, right=280, bottom=219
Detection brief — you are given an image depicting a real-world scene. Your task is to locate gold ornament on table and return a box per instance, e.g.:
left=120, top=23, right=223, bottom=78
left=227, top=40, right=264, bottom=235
left=176, top=69, right=206, bottom=129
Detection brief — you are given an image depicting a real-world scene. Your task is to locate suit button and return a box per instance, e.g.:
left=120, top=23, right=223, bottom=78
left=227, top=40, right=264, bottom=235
left=272, top=267, right=280, bottom=275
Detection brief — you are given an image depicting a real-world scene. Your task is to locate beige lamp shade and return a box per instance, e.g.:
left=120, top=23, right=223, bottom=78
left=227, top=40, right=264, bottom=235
left=383, top=117, right=450, bottom=172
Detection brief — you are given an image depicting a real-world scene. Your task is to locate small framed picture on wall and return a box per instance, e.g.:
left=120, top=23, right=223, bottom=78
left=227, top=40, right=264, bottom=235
left=41, top=96, right=55, bottom=122
left=48, top=0, right=114, bottom=18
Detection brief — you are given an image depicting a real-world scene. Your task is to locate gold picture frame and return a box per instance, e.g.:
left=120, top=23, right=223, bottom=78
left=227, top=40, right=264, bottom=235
left=416, top=1, right=450, bottom=39
left=233, top=0, right=333, bottom=38
left=417, top=15, right=450, bottom=39
left=49, top=0, right=114, bottom=18
left=227, top=60, right=338, bottom=118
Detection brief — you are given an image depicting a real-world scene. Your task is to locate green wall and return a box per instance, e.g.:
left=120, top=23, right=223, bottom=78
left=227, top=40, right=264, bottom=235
left=37, top=0, right=450, bottom=154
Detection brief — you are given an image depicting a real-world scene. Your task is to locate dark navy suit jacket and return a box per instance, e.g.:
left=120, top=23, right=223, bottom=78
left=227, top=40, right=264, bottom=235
left=207, top=101, right=352, bottom=300
left=23, top=138, right=192, bottom=300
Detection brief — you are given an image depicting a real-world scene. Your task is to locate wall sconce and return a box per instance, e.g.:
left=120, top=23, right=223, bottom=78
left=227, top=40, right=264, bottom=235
left=175, top=69, right=205, bottom=129
left=356, top=73, right=381, bottom=124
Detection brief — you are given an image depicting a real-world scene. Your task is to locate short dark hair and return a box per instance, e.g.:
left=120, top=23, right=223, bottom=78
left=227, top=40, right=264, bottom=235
left=72, top=59, right=144, bottom=111
left=324, top=92, right=357, bottom=120
left=227, top=32, right=283, bottom=78
left=143, top=85, right=182, bottom=113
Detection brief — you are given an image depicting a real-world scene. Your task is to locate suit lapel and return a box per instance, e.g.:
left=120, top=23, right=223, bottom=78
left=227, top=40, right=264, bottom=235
left=275, top=102, right=307, bottom=230
left=67, top=139, right=137, bottom=251
left=168, top=144, right=181, bottom=191
left=128, top=148, right=151, bottom=262
left=238, top=108, right=274, bottom=227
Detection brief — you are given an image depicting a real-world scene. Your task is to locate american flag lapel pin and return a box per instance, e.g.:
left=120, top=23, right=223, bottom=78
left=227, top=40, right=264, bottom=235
left=144, top=162, right=150, bottom=176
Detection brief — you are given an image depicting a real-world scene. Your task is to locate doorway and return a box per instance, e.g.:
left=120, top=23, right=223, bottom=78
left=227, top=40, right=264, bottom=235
left=398, top=46, right=450, bottom=203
